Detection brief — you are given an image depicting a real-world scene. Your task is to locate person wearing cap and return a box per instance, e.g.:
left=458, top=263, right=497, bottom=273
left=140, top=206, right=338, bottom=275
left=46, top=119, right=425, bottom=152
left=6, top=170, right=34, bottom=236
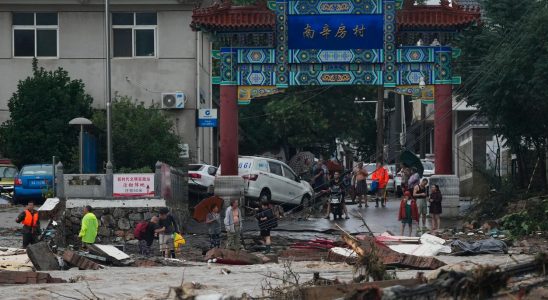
left=398, top=191, right=419, bottom=236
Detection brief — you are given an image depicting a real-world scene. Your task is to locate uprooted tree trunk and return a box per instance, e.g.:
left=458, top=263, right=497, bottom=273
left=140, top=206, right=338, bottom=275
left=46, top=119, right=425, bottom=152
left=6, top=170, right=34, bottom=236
left=342, top=234, right=387, bottom=282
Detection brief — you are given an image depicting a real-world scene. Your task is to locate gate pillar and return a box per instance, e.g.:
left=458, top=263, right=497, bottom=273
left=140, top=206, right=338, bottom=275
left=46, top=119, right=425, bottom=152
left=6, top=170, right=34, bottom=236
left=434, top=84, right=453, bottom=175
left=220, top=85, right=239, bottom=176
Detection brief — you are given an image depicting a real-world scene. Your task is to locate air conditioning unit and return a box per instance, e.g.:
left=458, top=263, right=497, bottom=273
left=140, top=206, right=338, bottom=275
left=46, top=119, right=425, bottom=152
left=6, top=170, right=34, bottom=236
left=161, top=92, right=186, bottom=109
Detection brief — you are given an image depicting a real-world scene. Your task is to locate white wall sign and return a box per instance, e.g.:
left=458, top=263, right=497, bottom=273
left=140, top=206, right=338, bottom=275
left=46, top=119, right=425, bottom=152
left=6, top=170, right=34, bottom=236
left=179, top=143, right=189, bottom=158
left=113, top=173, right=155, bottom=197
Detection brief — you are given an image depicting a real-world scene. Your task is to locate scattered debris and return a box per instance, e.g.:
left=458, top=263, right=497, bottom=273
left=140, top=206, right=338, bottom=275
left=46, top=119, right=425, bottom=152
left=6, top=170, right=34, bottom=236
left=278, top=248, right=329, bottom=262
left=451, top=238, right=508, bottom=255
left=344, top=235, right=446, bottom=270
left=387, top=233, right=451, bottom=257
left=220, top=268, right=231, bottom=275
left=87, top=244, right=133, bottom=266
left=0, top=270, right=66, bottom=284
left=62, top=250, right=101, bottom=270
left=26, top=242, right=60, bottom=271
left=302, top=278, right=423, bottom=300
left=0, top=248, right=26, bottom=256
left=204, top=248, right=262, bottom=265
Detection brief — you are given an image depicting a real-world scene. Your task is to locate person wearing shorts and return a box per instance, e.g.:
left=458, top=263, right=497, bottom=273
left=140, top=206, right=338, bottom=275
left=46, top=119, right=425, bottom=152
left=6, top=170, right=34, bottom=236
left=157, top=207, right=179, bottom=258
left=413, top=178, right=429, bottom=231
left=354, top=163, right=369, bottom=208
left=256, top=201, right=276, bottom=254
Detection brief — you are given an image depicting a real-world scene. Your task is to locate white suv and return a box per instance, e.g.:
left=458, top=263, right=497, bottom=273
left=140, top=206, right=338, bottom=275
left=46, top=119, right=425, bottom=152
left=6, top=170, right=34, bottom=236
left=217, top=156, right=314, bottom=206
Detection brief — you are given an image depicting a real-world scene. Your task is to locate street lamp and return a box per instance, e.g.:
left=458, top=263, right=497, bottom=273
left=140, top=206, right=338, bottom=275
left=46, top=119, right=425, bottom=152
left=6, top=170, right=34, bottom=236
left=69, top=117, right=93, bottom=173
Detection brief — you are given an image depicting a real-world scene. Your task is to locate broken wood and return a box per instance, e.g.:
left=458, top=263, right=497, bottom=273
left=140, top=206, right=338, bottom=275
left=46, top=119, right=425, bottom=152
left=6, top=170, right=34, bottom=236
left=342, top=234, right=446, bottom=270
left=62, top=250, right=101, bottom=270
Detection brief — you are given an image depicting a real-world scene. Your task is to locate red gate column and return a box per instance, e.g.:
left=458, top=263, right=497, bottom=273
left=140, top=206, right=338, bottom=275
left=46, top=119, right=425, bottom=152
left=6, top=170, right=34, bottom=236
left=220, top=85, right=239, bottom=176
left=434, top=84, right=453, bottom=175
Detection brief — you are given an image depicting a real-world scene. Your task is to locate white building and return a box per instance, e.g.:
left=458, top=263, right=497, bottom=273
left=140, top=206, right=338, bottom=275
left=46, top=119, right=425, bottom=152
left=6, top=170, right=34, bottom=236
left=0, top=0, right=216, bottom=165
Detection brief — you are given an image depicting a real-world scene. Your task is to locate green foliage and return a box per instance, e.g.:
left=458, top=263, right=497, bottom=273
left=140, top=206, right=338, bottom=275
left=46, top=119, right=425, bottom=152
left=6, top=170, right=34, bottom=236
left=455, top=0, right=548, bottom=188
left=500, top=198, right=548, bottom=237
left=118, top=166, right=153, bottom=173
left=239, top=86, right=377, bottom=160
left=92, top=95, right=181, bottom=171
left=0, top=59, right=93, bottom=167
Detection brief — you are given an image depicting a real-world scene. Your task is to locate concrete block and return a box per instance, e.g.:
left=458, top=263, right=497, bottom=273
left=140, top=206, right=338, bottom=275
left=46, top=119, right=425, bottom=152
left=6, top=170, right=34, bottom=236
left=26, top=242, right=60, bottom=271
left=118, top=218, right=130, bottom=230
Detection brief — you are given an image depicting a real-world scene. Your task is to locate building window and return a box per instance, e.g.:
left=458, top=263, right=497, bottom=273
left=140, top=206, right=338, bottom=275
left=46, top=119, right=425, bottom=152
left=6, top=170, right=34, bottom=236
left=12, top=12, right=58, bottom=58
left=112, top=12, right=157, bottom=58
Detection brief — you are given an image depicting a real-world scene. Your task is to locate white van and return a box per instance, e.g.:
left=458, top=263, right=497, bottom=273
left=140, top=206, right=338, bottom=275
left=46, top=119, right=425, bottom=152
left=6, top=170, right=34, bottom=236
left=217, top=156, right=314, bottom=206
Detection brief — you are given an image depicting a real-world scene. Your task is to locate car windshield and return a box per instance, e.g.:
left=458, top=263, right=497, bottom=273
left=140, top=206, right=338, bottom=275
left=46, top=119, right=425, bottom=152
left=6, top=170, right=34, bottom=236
left=188, top=165, right=204, bottom=171
left=0, top=166, right=17, bottom=178
left=21, top=165, right=52, bottom=176
left=422, top=161, right=435, bottom=171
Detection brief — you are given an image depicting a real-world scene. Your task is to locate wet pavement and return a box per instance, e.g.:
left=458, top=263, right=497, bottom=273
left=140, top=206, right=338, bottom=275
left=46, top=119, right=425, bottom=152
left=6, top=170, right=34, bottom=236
left=188, top=195, right=467, bottom=237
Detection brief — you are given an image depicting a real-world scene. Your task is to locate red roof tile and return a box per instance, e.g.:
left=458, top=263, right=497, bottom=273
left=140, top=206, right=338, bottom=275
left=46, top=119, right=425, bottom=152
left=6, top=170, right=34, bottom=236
left=397, top=4, right=480, bottom=29
left=191, top=0, right=480, bottom=31
left=191, top=1, right=275, bottom=30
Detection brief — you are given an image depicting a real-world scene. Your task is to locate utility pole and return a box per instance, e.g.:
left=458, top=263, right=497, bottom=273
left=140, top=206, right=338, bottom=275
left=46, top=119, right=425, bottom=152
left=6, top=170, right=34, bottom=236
left=376, top=87, right=384, bottom=163
left=105, top=0, right=113, bottom=165
left=394, top=92, right=401, bottom=167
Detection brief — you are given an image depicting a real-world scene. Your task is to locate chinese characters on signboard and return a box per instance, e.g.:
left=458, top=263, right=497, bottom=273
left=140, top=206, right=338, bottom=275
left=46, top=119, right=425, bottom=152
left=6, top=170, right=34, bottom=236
left=288, top=15, right=383, bottom=50
left=113, top=174, right=155, bottom=197
left=303, top=23, right=365, bottom=40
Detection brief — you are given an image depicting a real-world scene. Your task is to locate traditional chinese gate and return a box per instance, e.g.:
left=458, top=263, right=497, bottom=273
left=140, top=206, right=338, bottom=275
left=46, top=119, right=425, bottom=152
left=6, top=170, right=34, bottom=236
left=216, top=0, right=457, bottom=177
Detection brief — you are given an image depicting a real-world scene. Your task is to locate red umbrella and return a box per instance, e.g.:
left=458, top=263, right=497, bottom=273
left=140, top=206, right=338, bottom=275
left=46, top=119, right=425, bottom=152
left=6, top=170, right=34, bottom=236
left=193, top=196, right=224, bottom=223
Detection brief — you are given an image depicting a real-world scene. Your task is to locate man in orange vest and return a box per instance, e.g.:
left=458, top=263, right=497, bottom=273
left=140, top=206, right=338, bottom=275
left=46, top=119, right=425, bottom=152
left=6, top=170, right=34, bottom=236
left=15, top=201, right=41, bottom=248
left=371, top=162, right=390, bottom=208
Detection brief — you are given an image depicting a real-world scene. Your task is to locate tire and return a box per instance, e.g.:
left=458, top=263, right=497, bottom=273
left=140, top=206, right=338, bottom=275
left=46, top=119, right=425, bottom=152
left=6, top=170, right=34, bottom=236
left=259, top=189, right=271, bottom=203
left=301, top=194, right=311, bottom=208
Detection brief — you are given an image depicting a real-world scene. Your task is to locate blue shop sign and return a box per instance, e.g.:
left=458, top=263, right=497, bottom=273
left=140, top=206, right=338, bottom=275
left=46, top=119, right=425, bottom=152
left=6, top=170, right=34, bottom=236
left=198, top=109, right=218, bottom=127
left=288, top=14, right=384, bottom=50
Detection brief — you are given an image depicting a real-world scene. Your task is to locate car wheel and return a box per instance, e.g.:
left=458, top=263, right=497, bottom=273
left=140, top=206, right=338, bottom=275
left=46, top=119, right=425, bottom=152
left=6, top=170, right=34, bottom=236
left=259, top=189, right=271, bottom=203
left=301, top=194, right=311, bottom=208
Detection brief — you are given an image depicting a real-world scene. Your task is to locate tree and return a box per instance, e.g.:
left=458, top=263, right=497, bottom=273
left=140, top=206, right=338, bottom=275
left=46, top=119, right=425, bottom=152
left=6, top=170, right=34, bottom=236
left=0, top=59, right=93, bottom=167
left=455, top=0, right=548, bottom=189
left=92, top=95, right=182, bottom=171
left=239, top=86, right=378, bottom=161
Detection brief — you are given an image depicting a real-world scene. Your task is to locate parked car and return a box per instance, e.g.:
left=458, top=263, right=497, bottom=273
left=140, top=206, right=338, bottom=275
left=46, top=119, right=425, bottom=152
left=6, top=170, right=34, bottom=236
left=0, top=159, right=19, bottom=199
left=188, top=164, right=217, bottom=192
left=421, top=159, right=435, bottom=178
left=364, top=163, right=395, bottom=193
left=14, top=164, right=54, bottom=204
left=217, top=156, right=314, bottom=207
